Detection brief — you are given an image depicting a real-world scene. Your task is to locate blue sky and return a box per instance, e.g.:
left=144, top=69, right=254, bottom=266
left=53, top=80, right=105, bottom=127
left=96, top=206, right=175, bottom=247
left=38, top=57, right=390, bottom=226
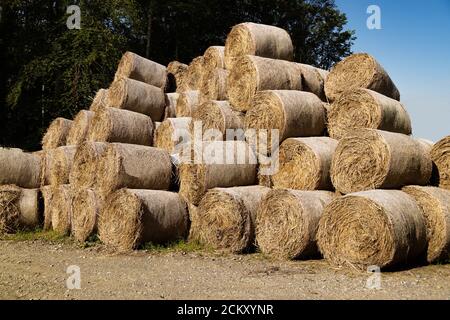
left=335, top=0, right=450, bottom=142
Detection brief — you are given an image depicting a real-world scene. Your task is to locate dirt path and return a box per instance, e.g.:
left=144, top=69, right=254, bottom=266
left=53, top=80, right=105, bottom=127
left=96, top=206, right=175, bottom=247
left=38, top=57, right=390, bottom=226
left=0, top=240, right=449, bottom=300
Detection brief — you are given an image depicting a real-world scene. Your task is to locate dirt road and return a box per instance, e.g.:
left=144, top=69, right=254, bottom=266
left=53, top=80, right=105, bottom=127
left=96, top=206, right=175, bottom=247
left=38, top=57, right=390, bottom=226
left=0, top=240, right=449, bottom=300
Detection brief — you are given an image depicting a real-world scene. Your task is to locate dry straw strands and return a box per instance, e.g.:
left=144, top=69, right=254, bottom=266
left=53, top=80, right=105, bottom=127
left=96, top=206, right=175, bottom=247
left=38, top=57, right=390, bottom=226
left=69, top=142, right=108, bottom=189
left=50, top=184, right=73, bottom=235
left=88, top=107, right=154, bottom=146
left=200, top=68, right=228, bottom=103
left=403, top=186, right=450, bottom=263
left=224, top=22, right=293, bottom=69
left=0, top=185, right=41, bottom=233
left=168, top=61, right=188, bottom=92
left=66, top=110, right=95, bottom=145
left=317, top=190, right=427, bottom=269
left=41, top=185, right=53, bottom=231
left=97, top=143, right=172, bottom=194
left=431, top=136, right=450, bottom=190
left=272, top=137, right=338, bottom=190
left=327, top=88, right=412, bottom=140
left=42, top=118, right=73, bottom=150
left=186, top=56, right=205, bottom=90
left=187, top=203, right=200, bottom=242
left=331, top=129, right=432, bottom=194
left=325, top=53, right=400, bottom=102
left=48, top=146, right=77, bottom=185
left=115, top=51, right=167, bottom=90
left=176, top=90, right=200, bottom=117
left=256, top=189, right=335, bottom=260
left=108, top=77, right=166, bottom=121
left=203, top=46, right=225, bottom=72
left=89, top=89, right=109, bottom=112
left=154, top=118, right=191, bottom=153
left=164, top=93, right=179, bottom=119
left=0, top=147, right=41, bottom=188
left=196, top=186, right=270, bottom=253
left=179, top=141, right=258, bottom=205
left=299, top=64, right=329, bottom=101
left=99, top=189, right=189, bottom=251
left=71, top=188, right=103, bottom=242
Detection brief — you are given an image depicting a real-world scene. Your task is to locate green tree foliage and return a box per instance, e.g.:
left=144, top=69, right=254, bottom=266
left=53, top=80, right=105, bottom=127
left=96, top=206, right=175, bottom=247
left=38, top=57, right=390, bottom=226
left=0, top=0, right=354, bottom=150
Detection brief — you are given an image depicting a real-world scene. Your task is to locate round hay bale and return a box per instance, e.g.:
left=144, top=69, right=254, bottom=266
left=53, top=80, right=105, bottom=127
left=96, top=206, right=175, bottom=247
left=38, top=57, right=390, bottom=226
left=186, top=56, right=204, bottom=90
left=41, top=185, right=54, bottom=231
left=403, top=186, right=450, bottom=263
left=154, top=118, right=191, bottom=153
left=224, top=22, right=293, bottom=69
left=195, top=186, right=270, bottom=253
left=97, top=143, right=172, bottom=194
left=256, top=189, right=335, bottom=259
left=227, top=55, right=303, bottom=111
left=191, top=100, right=244, bottom=139
left=328, top=88, right=412, bottom=140
left=187, top=203, right=200, bottom=242
left=66, top=110, right=95, bottom=145
left=431, top=136, right=450, bottom=190
left=168, top=61, right=188, bottom=92
left=0, top=185, right=41, bottom=233
left=298, top=63, right=329, bottom=101
left=89, top=89, right=109, bottom=112
left=199, top=68, right=228, bottom=103
left=98, top=189, right=189, bottom=251
left=417, top=138, right=434, bottom=153
left=258, top=165, right=273, bottom=188
left=88, top=107, right=153, bottom=146
left=203, top=46, right=225, bottom=72
left=331, top=129, right=433, bottom=194
left=42, top=118, right=73, bottom=150
left=317, top=190, right=427, bottom=269
left=48, top=146, right=77, bottom=186
left=164, top=93, right=179, bottom=119
left=71, top=188, right=104, bottom=242
left=179, top=141, right=258, bottom=205
left=40, top=150, right=54, bottom=186
left=272, top=137, right=338, bottom=190
left=245, top=90, right=326, bottom=153
left=325, top=53, right=400, bottom=102
left=69, top=142, right=108, bottom=189
left=176, top=90, right=200, bottom=117
left=108, top=77, right=166, bottom=121
left=115, top=51, right=167, bottom=90
left=49, top=184, right=73, bottom=235
left=0, top=147, right=41, bottom=188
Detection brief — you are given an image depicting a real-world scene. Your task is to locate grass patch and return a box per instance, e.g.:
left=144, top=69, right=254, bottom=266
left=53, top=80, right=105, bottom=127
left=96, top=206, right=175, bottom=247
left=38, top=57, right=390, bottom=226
left=141, top=239, right=212, bottom=253
left=0, top=228, right=69, bottom=243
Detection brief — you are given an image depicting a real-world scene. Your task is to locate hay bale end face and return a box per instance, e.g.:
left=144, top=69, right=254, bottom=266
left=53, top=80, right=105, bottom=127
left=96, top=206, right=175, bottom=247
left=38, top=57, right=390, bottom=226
left=99, top=189, right=189, bottom=251
left=317, top=190, right=427, bottom=269
left=203, top=46, right=225, bottom=73
left=42, top=118, right=73, bottom=150
left=66, top=110, right=95, bottom=146
left=176, top=90, right=200, bottom=117
left=403, top=186, right=450, bottom=263
left=186, top=56, right=205, bottom=91
left=0, top=148, right=41, bottom=188
left=164, top=93, right=179, bottom=120
left=431, top=136, right=450, bottom=190
left=89, top=89, right=109, bottom=112
left=41, top=185, right=54, bottom=231
left=256, top=189, right=335, bottom=260
left=200, top=68, right=228, bottom=103
left=331, top=129, right=432, bottom=194
left=48, top=146, right=77, bottom=186
left=168, top=61, right=188, bottom=92
left=71, top=188, right=104, bottom=243
left=154, top=118, right=191, bottom=153
left=49, top=184, right=73, bottom=235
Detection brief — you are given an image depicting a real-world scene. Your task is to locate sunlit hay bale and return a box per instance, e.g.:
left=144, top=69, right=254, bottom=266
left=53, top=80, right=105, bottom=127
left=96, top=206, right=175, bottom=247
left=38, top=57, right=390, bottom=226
left=71, top=188, right=104, bottom=243
left=50, top=184, right=73, bottom=235
left=69, top=142, right=108, bottom=189
left=66, top=110, right=95, bottom=145
left=176, top=90, right=200, bottom=117
left=431, top=136, right=450, bottom=190
left=89, top=89, right=109, bottom=112
left=42, top=118, right=73, bottom=150
left=0, top=147, right=41, bottom=188
left=49, top=146, right=77, bottom=185
left=154, top=118, right=191, bottom=153
left=186, top=56, right=205, bottom=90
left=168, top=61, right=189, bottom=92
left=199, top=68, right=228, bottom=103
left=203, top=46, right=225, bottom=73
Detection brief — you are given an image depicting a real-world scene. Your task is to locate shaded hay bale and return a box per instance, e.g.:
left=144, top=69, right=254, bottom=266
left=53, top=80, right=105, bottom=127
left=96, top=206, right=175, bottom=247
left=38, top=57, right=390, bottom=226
left=272, top=137, right=338, bottom=190
left=50, top=184, right=73, bottom=235
left=317, top=190, right=427, bottom=269
left=48, top=146, right=77, bottom=186
left=42, top=118, right=73, bottom=150
left=328, top=88, right=411, bottom=140
left=186, top=56, right=204, bottom=90
left=71, top=188, right=104, bottom=242
left=66, top=110, right=95, bottom=145
left=69, top=142, right=108, bottom=189
left=256, top=189, right=335, bottom=259
left=164, top=93, right=179, bottom=119
left=431, top=136, right=450, bottom=190
left=187, top=203, right=201, bottom=242
left=168, top=61, right=189, bottom=92
left=325, top=53, right=400, bottom=102
left=98, top=189, right=189, bottom=251
left=41, top=185, right=54, bottom=231
left=176, top=90, right=200, bottom=117
left=196, top=186, right=270, bottom=253
left=89, top=89, right=109, bottom=112
left=154, top=118, right=191, bottom=153
left=0, top=147, right=41, bottom=188
left=331, top=129, right=432, bottom=194
left=200, top=68, right=228, bottom=103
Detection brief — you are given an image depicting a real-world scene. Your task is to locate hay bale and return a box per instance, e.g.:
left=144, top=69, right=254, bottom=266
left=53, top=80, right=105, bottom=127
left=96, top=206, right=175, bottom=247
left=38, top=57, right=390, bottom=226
left=317, top=190, right=427, bottom=269
left=298, top=63, right=329, bottom=101
left=69, top=142, right=108, bottom=189
left=431, top=136, right=450, bottom=190
left=417, top=139, right=434, bottom=152
left=164, top=93, right=179, bottom=119
left=0, top=185, right=41, bottom=233
left=71, top=188, right=104, bottom=242
left=176, top=90, right=200, bottom=117
left=256, top=189, right=335, bottom=259
left=196, top=186, right=270, bottom=253
left=97, top=143, right=172, bottom=194
left=88, top=107, right=153, bottom=146
left=66, top=110, right=95, bottom=145
left=98, top=189, right=189, bottom=251
left=49, top=184, right=73, bottom=235
left=327, top=88, right=412, bottom=140
left=0, top=147, right=41, bottom=188
left=42, top=118, right=73, bottom=150
left=115, top=51, right=167, bottom=90
left=203, top=46, right=225, bottom=72
left=41, top=185, right=54, bottom=231
left=186, top=56, right=204, bottom=90
left=179, top=141, right=258, bottom=205
left=224, top=22, right=293, bottom=69
left=258, top=165, right=273, bottom=188
left=108, top=77, right=166, bottom=121
left=200, top=68, right=228, bottom=103
left=89, top=89, right=109, bottom=112
left=272, top=137, right=338, bottom=190
left=331, top=129, right=433, bottom=194
left=48, top=146, right=77, bottom=186
left=168, top=61, right=189, bottom=92
left=325, top=53, right=400, bottom=102
left=154, top=118, right=191, bottom=153
left=245, top=90, right=326, bottom=153
left=187, top=203, right=201, bottom=242
left=191, top=100, right=244, bottom=139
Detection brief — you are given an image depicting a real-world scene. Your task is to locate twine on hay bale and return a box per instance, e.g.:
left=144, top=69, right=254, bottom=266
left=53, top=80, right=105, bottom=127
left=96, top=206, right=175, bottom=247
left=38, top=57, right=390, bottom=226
left=431, top=136, right=450, bottom=190
left=0, top=147, right=41, bottom=188
left=199, top=68, right=228, bottom=103
left=48, top=146, right=77, bottom=186
left=168, top=61, right=189, bottom=92
left=317, top=190, right=427, bottom=269
left=186, top=56, right=205, bottom=91
left=331, top=129, right=432, bottom=194
left=176, top=90, right=200, bottom=117
left=164, top=93, right=179, bottom=120
left=154, top=118, right=191, bottom=153
left=89, top=89, right=109, bottom=112
left=41, top=185, right=54, bottom=231
left=49, top=184, right=73, bottom=235
left=42, top=118, right=73, bottom=150
left=66, top=110, right=95, bottom=145
left=256, top=189, right=335, bottom=260
left=98, top=189, right=189, bottom=251
left=327, top=88, right=412, bottom=140
left=71, top=188, right=104, bottom=243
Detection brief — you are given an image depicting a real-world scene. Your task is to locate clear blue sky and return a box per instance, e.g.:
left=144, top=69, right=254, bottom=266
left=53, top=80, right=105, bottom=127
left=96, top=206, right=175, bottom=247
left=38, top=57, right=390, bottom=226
left=335, top=0, right=450, bottom=142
